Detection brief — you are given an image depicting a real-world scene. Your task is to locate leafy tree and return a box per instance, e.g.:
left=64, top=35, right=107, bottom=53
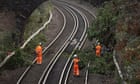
left=88, top=1, right=120, bottom=48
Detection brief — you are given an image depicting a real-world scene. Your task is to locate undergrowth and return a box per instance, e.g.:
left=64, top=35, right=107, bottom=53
left=0, top=1, right=51, bottom=70
left=75, top=49, right=115, bottom=75
left=87, top=0, right=140, bottom=83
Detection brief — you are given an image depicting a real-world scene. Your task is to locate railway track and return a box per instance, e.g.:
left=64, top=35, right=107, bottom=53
left=56, top=1, right=96, bottom=84
left=39, top=1, right=88, bottom=84
left=38, top=4, right=80, bottom=84
left=17, top=7, right=67, bottom=84
left=17, top=1, right=78, bottom=84
left=17, top=4, right=76, bottom=84
left=17, top=0, right=95, bottom=84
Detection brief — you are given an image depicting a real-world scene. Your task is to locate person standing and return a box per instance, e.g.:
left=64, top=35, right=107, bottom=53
left=73, top=54, right=80, bottom=77
left=95, top=42, right=102, bottom=57
left=35, top=43, right=43, bottom=64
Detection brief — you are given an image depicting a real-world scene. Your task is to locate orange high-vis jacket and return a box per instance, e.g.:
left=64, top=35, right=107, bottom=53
left=35, top=45, right=42, bottom=64
left=96, top=44, right=102, bottom=57
left=73, top=58, right=80, bottom=76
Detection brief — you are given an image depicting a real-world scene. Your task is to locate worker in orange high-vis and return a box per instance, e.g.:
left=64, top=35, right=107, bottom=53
left=35, top=43, right=43, bottom=64
left=95, top=42, right=102, bottom=57
left=73, top=54, right=80, bottom=77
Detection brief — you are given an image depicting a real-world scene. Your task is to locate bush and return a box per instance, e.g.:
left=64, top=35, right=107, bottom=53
left=4, top=49, right=31, bottom=69
left=87, top=1, right=120, bottom=47
left=76, top=49, right=115, bottom=75
left=90, top=53, right=115, bottom=75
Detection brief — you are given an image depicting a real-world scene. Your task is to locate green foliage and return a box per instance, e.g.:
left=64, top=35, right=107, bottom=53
left=88, top=1, right=120, bottom=47
left=0, top=0, right=51, bottom=70
left=78, top=60, right=86, bottom=70
left=76, top=48, right=115, bottom=75
left=73, top=49, right=93, bottom=69
left=1, top=32, right=47, bottom=70
left=4, top=49, right=31, bottom=69
left=89, top=53, right=115, bottom=75
left=87, top=0, right=140, bottom=83
left=0, top=32, right=19, bottom=62
left=76, top=49, right=94, bottom=64
left=22, top=2, right=49, bottom=61
left=26, top=33, right=46, bottom=50
left=24, top=2, right=50, bottom=40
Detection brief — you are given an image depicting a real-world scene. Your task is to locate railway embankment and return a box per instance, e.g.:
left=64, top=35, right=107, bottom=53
left=0, top=0, right=49, bottom=63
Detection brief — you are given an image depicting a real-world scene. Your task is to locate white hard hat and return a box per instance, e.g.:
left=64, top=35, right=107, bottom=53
left=74, top=54, right=77, bottom=57
left=39, top=42, right=42, bottom=45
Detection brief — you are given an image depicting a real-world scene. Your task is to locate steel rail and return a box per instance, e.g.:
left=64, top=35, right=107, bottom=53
left=68, top=2, right=126, bottom=83
left=42, top=1, right=90, bottom=84
left=59, top=4, right=89, bottom=84
left=18, top=0, right=91, bottom=84
left=39, top=4, right=79, bottom=84
left=85, top=62, right=90, bottom=84
left=36, top=0, right=88, bottom=83
left=77, top=8, right=90, bottom=84
left=58, top=6, right=80, bottom=84
left=38, top=4, right=79, bottom=84
left=61, top=2, right=97, bottom=84
left=0, top=11, right=53, bottom=69
left=113, top=51, right=127, bottom=84
left=56, top=1, right=97, bottom=84
left=58, top=0, right=96, bottom=19
left=43, top=6, right=87, bottom=82
left=17, top=7, right=66, bottom=84
left=18, top=1, right=78, bottom=82
left=57, top=4, right=85, bottom=84
left=43, top=7, right=66, bottom=52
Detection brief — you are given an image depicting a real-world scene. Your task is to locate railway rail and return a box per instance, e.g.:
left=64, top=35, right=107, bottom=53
left=17, top=1, right=78, bottom=84
left=17, top=0, right=95, bottom=84
left=17, top=7, right=67, bottom=84
left=17, top=5, right=74, bottom=84
left=40, top=1, right=88, bottom=84
left=57, top=1, right=96, bottom=84
left=38, top=4, right=80, bottom=84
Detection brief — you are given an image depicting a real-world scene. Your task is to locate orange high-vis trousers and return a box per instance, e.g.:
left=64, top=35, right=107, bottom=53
left=36, top=52, right=42, bottom=64
left=73, top=64, right=79, bottom=76
left=96, top=50, right=101, bottom=57
left=36, top=56, right=42, bottom=64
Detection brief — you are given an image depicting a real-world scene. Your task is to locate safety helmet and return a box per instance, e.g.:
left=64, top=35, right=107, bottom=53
left=98, top=42, right=100, bottom=45
left=39, top=42, right=42, bottom=45
left=74, top=54, right=77, bottom=58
